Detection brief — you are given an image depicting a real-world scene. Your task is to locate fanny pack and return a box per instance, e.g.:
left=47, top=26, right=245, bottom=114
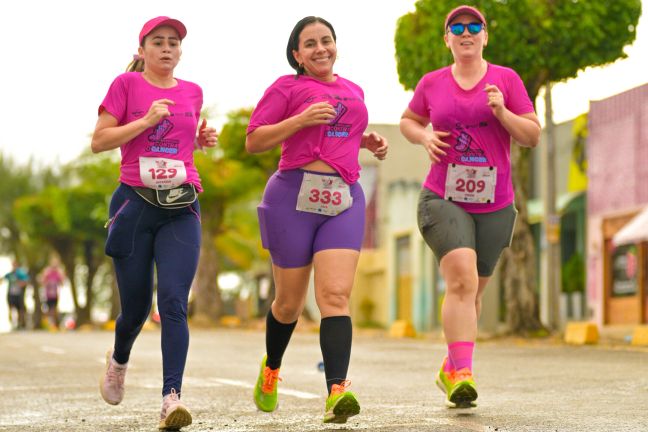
left=133, top=184, right=197, bottom=209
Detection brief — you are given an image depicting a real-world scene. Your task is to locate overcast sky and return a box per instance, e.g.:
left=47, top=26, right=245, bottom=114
left=0, top=0, right=646, bottom=166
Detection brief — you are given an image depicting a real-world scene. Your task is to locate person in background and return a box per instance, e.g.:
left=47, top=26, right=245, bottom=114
left=91, top=16, right=217, bottom=430
left=4, top=260, right=29, bottom=330
left=40, top=257, right=66, bottom=330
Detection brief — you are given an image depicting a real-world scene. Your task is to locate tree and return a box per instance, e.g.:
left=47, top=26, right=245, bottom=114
left=13, top=151, right=119, bottom=326
left=395, top=0, right=641, bottom=333
left=0, top=155, right=56, bottom=328
left=190, top=109, right=280, bottom=325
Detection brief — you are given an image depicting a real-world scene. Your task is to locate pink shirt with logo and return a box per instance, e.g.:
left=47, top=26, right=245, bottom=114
left=99, top=72, right=204, bottom=192
left=408, top=63, right=535, bottom=213
left=247, top=74, right=369, bottom=184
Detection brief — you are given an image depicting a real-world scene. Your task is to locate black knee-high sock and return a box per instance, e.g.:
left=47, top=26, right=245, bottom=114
left=265, top=310, right=297, bottom=370
left=320, top=315, right=352, bottom=394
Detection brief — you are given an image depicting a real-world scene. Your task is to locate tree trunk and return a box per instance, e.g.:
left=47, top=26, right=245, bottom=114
left=191, top=234, right=222, bottom=326
left=500, top=145, right=545, bottom=334
left=29, top=269, right=44, bottom=330
left=76, top=241, right=100, bottom=326
left=54, top=243, right=80, bottom=320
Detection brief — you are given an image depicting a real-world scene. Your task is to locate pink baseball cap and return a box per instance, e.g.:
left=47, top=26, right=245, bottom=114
left=444, top=5, right=487, bottom=29
left=139, top=16, right=187, bottom=45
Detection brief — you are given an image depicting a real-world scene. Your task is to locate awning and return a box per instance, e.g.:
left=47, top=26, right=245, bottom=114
left=613, top=206, right=648, bottom=246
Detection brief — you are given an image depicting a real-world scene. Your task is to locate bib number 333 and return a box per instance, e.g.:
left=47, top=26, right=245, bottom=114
left=296, top=172, right=353, bottom=216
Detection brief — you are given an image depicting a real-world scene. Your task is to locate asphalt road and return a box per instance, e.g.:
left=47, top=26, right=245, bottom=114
left=1, top=328, right=647, bottom=431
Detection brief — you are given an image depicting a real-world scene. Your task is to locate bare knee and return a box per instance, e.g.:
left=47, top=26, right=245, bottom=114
left=272, top=300, right=302, bottom=323
left=317, top=281, right=351, bottom=315
left=446, top=274, right=478, bottom=302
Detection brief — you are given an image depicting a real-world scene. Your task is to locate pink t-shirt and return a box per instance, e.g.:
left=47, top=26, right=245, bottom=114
left=42, top=267, right=64, bottom=300
left=408, top=63, right=535, bottom=213
left=247, top=74, right=369, bottom=184
left=99, top=72, right=204, bottom=192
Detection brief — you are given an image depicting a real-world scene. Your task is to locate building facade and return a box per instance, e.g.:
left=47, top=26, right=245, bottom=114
left=587, top=83, right=648, bottom=325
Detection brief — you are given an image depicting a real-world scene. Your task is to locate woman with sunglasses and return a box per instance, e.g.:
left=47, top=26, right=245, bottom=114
left=400, top=5, right=540, bottom=409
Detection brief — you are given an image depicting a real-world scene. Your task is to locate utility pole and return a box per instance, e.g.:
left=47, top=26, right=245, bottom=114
left=544, top=81, right=562, bottom=331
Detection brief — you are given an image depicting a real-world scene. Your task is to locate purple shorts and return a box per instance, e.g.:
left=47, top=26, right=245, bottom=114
left=257, top=169, right=365, bottom=268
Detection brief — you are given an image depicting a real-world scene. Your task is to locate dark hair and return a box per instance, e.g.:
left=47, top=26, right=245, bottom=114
left=286, top=16, right=336, bottom=75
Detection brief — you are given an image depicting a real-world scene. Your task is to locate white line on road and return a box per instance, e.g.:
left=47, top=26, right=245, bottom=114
left=40, top=345, right=65, bottom=354
left=183, top=376, right=319, bottom=399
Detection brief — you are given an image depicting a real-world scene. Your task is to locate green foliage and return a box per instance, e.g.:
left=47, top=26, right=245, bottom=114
left=571, top=113, right=588, bottom=173
left=0, top=154, right=38, bottom=256
left=395, top=0, right=642, bottom=100
left=195, top=108, right=279, bottom=269
left=562, top=252, right=585, bottom=294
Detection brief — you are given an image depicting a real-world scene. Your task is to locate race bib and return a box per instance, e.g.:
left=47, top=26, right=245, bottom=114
left=444, top=164, right=497, bottom=203
left=296, top=172, right=353, bottom=216
left=139, top=157, right=187, bottom=190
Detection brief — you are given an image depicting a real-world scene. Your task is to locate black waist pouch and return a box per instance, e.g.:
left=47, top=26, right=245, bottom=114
left=133, top=184, right=197, bottom=209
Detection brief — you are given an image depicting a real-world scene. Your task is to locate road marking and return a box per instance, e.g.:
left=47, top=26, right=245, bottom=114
left=182, top=376, right=319, bottom=399
left=40, top=346, right=65, bottom=354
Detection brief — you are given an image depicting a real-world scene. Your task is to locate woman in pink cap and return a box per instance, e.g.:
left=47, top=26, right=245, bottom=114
left=92, top=16, right=217, bottom=430
left=400, top=5, right=540, bottom=409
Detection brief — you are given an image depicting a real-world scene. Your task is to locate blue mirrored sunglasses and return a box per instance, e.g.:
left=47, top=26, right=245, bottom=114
left=448, top=22, right=484, bottom=35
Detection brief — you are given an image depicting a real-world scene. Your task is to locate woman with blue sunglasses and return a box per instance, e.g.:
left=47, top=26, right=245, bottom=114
left=400, top=5, right=540, bottom=409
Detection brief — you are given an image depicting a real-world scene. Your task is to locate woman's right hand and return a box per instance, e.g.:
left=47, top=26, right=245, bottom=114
left=143, top=99, right=175, bottom=127
left=297, top=102, right=337, bottom=128
left=421, top=130, right=451, bottom=164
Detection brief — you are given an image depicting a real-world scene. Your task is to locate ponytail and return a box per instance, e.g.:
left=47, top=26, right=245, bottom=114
left=126, top=55, right=145, bottom=72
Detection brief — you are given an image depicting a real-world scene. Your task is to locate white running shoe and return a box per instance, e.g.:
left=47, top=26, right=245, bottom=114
left=99, top=349, right=127, bottom=405
left=159, top=388, right=192, bottom=430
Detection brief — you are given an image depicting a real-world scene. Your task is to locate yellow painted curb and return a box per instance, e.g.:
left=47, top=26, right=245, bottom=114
left=102, top=320, right=116, bottom=331
left=389, top=320, right=416, bottom=338
left=564, top=321, right=599, bottom=345
left=631, top=325, right=648, bottom=346
left=220, top=315, right=242, bottom=328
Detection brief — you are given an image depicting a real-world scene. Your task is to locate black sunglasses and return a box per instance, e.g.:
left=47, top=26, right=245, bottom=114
left=448, top=22, right=484, bottom=35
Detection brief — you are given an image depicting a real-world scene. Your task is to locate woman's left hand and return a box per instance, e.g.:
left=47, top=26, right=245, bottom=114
left=484, top=83, right=505, bottom=117
left=196, top=119, right=218, bottom=151
left=362, top=132, right=388, bottom=160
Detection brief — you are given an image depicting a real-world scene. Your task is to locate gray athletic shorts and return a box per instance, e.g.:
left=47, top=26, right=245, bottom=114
left=417, top=188, right=517, bottom=277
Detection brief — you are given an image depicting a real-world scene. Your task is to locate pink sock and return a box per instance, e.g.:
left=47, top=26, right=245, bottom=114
left=444, top=352, right=455, bottom=372
left=448, top=341, right=475, bottom=372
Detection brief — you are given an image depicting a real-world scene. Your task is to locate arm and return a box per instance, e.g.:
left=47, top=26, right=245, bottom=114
left=484, top=84, right=540, bottom=148
left=91, top=99, right=175, bottom=153
left=496, top=111, right=540, bottom=148
left=361, top=132, right=388, bottom=160
left=195, top=119, right=219, bottom=153
left=399, top=108, right=451, bottom=163
left=245, top=102, right=336, bottom=154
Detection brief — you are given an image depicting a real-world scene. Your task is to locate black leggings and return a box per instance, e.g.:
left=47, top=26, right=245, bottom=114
left=106, top=184, right=201, bottom=396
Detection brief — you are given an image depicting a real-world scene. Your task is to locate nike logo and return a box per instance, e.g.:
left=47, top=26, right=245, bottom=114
left=166, top=189, right=188, bottom=203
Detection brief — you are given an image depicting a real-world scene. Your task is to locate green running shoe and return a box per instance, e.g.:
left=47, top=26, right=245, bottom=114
left=435, top=356, right=453, bottom=396
left=323, top=380, right=360, bottom=424
left=253, top=355, right=281, bottom=412
left=446, top=368, right=477, bottom=408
